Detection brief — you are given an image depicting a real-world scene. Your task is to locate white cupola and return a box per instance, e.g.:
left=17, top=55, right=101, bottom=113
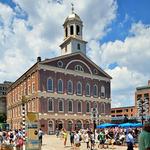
left=60, top=5, right=87, bottom=55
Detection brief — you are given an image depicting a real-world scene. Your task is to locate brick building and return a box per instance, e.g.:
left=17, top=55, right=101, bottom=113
left=135, top=80, right=150, bottom=119
left=0, top=81, right=12, bottom=123
left=7, top=11, right=112, bottom=133
left=111, top=106, right=136, bottom=118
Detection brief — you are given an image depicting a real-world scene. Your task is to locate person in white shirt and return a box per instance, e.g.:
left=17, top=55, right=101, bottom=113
left=84, top=131, right=90, bottom=149
left=74, top=131, right=80, bottom=150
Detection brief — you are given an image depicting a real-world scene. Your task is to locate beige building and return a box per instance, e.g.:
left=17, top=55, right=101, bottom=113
left=135, top=80, right=150, bottom=119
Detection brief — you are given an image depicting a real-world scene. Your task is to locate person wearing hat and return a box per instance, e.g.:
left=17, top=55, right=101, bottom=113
left=139, top=121, right=150, bottom=150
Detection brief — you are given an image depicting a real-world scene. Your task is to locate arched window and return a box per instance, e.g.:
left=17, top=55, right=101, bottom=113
left=65, top=27, right=68, bottom=37
left=86, top=102, right=90, bottom=113
left=93, top=102, right=97, bottom=109
left=76, top=120, right=82, bottom=130
left=77, top=81, right=82, bottom=95
left=70, top=25, right=74, bottom=35
left=77, top=101, right=82, bottom=112
left=75, top=65, right=84, bottom=72
left=58, top=79, right=63, bottom=93
left=101, top=86, right=105, bottom=98
left=101, top=103, right=105, bottom=114
left=68, top=100, right=73, bottom=112
left=47, top=78, right=53, bottom=92
left=86, top=83, right=90, bottom=96
left=93, top=84, right=98, bottom=97
left=76, top=25, right=80, bottom=35
left=58, top=100, right=64, bottom=112
left=67, top=80, right=73, bottom=94
left=48, top=99, right=53, bottom=111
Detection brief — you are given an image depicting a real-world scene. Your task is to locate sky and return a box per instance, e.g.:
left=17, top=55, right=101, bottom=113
left=0, top=0, right=150, bottom=107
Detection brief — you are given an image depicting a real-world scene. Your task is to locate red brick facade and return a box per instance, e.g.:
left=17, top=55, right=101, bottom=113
left=7, top=53, right=111, bottom=134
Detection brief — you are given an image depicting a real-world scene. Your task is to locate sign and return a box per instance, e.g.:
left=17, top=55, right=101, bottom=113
left=26, top=112, right=40, bottom=150
left=26, top=112, right=39, bottom=122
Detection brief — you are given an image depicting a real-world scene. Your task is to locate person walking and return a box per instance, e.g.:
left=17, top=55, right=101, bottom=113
left=62, top=129, right=68, bottom=148
left=84, top=131, right=90, bottom=149
left=126, top=130, right=134, bottom=150
left=38, top=128, right=44, bottom=145
left=70, top=130, right=74, bottom=147
left=98, top=129, right=105, bottom=149
left=139, top=122, right=150, bottom=150
left=74, top=131, right=80, bottom=150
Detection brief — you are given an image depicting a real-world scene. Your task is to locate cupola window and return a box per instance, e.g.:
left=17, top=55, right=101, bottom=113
left=76, top=25, right=80, bottom=35
left=65, top=27, right=68, bottom=37
left=70, top=25, right=74, bottom=35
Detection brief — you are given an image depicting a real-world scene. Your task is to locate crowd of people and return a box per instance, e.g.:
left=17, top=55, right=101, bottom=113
left=0, top=128, right=43, bottom=150
left=56, top=122, right=150, bottom=150
left=0, top=129, right=24, bottom=150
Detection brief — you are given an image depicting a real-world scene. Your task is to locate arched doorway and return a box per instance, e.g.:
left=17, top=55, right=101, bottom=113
left=67, top=120, right=73, bottom=131
left=84, top=120, right=90, bottom=129
left=48, top=120, right=54, bottom=135
left=76, top=120, right=82, bottom=130
left=57, top=120, right=63, bottom=130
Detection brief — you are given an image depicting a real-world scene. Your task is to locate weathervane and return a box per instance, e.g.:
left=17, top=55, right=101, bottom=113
left=71, top=3, right=74, bottom=14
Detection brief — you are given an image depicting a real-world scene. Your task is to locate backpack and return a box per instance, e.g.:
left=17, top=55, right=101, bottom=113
left=10, top=133, right=14, bottom=139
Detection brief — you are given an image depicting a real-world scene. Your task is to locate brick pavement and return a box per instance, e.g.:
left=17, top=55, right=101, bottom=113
left=41, top=135, right=138, bottom=150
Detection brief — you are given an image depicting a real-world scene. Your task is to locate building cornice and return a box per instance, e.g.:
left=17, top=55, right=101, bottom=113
left=38, top=64, right=111, bottom=82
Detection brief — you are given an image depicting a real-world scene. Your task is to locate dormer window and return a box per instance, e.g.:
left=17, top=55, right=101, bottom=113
left=75, top=65, right=84, bottom=72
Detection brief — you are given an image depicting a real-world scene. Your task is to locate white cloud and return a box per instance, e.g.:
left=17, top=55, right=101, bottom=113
left=0, top=0, right=117, bottom=82
left=89, top=22, right=150, bottom=107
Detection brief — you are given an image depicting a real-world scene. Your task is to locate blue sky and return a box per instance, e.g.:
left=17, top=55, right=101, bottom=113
left=0, top=0, right=150, bottom=107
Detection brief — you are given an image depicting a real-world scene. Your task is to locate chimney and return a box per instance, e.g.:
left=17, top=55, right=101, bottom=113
left=37, top=56, right=41, bottom=62
left=148, top=80, right=150, bottom=86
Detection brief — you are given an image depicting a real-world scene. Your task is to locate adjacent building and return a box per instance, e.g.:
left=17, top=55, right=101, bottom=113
left=0, top=81, right=12, bottom=123
left=135, top=80, right=150, bottom=119
left=111, top=106, right=136, bottom=118
left=7, top=11, right=112, bottom=134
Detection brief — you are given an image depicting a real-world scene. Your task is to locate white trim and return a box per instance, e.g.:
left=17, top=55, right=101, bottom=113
left=58, top=99, right=64, bottom=112
left=58, top=79, right=63, bottom=93
left=67, top=80, right=73, bottom=94
left=93, top=84, right=98, bottom=97
left=77, top=101, right=82, bottom=113
left=85, top=83, right=90, bottom=96
left=86, top=101, right=91, bottom=113
left=48, top=120, right=54, bottom=134
left=65, top=59, right=92, bottom=74
left=48, top=98, right=54, bottom=112
left=77, top=81, right=82, bottom=95
left=47, top=77, right=54, bottom=92
left=68, top=100, right=73, bottom=113
left=39, top=64, right=110, bottom=82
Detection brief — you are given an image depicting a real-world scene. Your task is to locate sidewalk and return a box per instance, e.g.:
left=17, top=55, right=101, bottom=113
left=41, top=135, right=138, bottom=150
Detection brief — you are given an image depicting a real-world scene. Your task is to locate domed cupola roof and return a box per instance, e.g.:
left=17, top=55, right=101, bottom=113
left=63, top=13, right=82, bottom=26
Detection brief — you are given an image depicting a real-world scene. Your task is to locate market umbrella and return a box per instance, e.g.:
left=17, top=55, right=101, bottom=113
left=132, top=123, right=143, bottom=128
left=118, top=123, right=134, bottom=128
left=96, top=123, right=118, bottom=129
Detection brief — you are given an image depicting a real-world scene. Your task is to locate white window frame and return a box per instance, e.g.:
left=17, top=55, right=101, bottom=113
left=93, top=84, right=98, bottom=97
left=58, top=79, right=63, bottom=93
left=68, top=100, right=73, bottom=112
left=86, top=102, right=90, bottom=113
left=48, top=98, right=54, bottom=112
left=77, top=101, right=82, bottom=113
left=67, top=80, right=73, bottom=94
left=58, top=99, right=64, bottom=112
left=47, top=77, right=53, bottom=92
left=77, top=81, right=82, bottom=95
left=101, top=85, right=105, bottom=98
left=85, top=83, right=90, bottom=96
